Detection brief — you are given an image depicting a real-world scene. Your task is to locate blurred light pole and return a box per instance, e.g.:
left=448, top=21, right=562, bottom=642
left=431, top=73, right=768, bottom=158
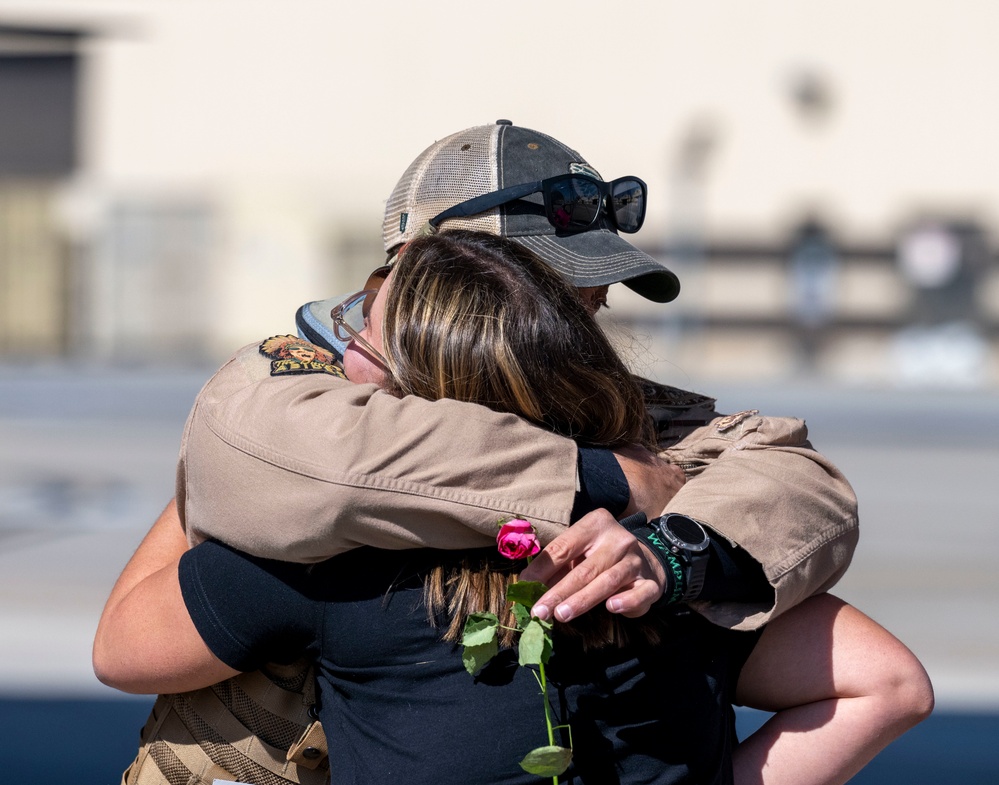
left=667, top=118, right=718, bottom=335
left=788, top=219, right=839, bottom=371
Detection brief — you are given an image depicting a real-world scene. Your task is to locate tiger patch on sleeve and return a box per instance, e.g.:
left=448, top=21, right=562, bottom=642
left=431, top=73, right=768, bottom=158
left=258, top=335, right=346, bottom=378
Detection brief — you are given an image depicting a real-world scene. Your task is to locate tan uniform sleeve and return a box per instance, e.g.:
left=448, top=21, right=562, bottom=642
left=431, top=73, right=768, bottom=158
left=660, top=411, right=859, bottom=630
left=176, top=343, right=578, bottom=562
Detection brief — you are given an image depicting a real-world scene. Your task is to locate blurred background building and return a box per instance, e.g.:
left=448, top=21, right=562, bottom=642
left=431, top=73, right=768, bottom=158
left=0, top=0, right=997, bottom=387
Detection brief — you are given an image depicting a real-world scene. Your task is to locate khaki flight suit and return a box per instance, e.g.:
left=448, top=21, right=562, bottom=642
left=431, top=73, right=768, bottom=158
left=125, top=339, right=858, bottom=784
left=180, top=341, right=859, bottom=630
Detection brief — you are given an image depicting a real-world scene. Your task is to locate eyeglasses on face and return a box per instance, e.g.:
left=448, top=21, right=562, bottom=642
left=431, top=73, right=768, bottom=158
left=330, top=289, right=388, bottom=367
left=428, top=173, right=647, bottom=235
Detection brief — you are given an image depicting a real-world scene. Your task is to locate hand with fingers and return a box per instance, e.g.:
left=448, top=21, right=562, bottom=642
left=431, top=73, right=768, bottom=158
left=519, top=445, right=685, bottom=623
left=520, top=508, right=667, bottom=622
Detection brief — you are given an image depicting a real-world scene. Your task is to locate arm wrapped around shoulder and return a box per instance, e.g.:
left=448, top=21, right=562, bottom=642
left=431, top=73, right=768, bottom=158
left=177, top=343, right=581, bottom=562
left=660, top=412, right=859, bottom=631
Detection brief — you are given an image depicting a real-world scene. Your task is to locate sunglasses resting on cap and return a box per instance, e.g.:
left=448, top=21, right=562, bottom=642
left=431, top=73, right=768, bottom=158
left=429, top=173, right=647, bottom=235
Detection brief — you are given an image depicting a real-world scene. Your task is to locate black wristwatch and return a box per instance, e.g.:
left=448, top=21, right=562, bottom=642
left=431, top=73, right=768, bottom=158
left=619, top=512, right=711, bottom=605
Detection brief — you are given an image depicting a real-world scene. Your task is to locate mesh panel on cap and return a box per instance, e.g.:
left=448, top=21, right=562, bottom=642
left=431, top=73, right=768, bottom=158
left=382, top=125, right=502, bottom=252
left=380, top=122, right=681, bottom=302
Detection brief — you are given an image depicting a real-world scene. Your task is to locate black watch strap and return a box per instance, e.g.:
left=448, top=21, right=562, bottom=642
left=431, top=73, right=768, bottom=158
left=683, top=548, right=708, bottom=603
left=653, top=513, right=710, bottom=604
left=617, top=512, right=687, bottom=607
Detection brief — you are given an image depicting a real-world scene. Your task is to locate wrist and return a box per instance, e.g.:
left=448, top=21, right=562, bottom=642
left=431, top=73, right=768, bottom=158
left=618, top=512, right=709, bottom=606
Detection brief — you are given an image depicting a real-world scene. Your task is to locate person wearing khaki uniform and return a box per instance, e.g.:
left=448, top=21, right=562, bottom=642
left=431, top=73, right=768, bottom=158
left=181, top=339, right=857, bottom=631
left=100, top=122, right=929, bottom=785
left=183, top=120, right=858, bottom=630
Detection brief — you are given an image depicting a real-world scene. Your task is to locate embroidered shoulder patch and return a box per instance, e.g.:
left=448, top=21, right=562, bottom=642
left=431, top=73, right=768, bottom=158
left=715, top=410, right=760, bottom=432
left=258, top=335, right=346, bottom=378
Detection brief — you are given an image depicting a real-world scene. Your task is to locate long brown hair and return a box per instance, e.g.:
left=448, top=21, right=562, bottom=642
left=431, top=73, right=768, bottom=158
left=383, top=230, right=654, bottom=449
left=382, top=230, right=655, bottom=646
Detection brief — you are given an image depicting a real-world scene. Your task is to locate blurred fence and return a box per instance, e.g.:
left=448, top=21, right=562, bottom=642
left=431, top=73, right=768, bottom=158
left=616, top=221, right=999, bottom=386
left=1, top=181, right=998, bottom=387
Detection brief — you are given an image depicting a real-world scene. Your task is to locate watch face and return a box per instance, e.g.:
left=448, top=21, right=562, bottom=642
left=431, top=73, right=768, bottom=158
left=661, top=514, right=710, bottom=551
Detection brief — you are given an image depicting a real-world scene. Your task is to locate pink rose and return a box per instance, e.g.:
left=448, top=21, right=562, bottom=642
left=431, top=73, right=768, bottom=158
left=496, top=519, right=541, bottom=560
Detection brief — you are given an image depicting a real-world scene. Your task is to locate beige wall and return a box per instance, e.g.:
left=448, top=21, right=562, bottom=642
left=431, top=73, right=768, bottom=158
left=43, top=0, right=999, bottom=235
left=1, top=0, right=996, bottom=381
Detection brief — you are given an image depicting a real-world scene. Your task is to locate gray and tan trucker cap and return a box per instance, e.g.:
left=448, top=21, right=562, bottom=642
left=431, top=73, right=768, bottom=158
left=382, top=120, right=680, bottom=303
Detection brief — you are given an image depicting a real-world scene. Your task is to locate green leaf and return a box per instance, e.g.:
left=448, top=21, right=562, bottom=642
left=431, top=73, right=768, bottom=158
left=506, top=580, right=547, bottom=609
left=511, top=602, right=531, bottom=629
left=462, top=639, right=499, bottom=675
left=519, top=745, right=573, bottom=777
left=461, top=612, right=499, bottom=647
left=518, top=618, right=552, bottom=667
left=461, top=612, right=500, bottom=674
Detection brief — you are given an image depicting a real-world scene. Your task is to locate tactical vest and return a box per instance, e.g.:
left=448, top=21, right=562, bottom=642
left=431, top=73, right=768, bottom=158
left=122, top=662, right=329, bottom=785
left=636, top=377, right=718, bottom=444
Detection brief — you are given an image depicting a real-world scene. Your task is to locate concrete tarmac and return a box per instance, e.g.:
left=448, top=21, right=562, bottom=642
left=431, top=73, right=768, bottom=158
left=1, top=366, right=997, bottom=709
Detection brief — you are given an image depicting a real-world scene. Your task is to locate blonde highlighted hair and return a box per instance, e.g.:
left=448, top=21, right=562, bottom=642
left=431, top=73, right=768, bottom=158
left=381, top=230, right=657, bottom=647
left=383, top=230, right=654, bottom=449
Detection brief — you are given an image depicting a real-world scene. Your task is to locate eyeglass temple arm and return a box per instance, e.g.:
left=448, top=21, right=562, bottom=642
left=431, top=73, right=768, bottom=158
left=428, top=180, right=543, bottom=228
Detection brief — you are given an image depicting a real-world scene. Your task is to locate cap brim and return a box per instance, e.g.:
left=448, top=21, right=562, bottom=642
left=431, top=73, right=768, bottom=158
left=295, top=292, right=353, bottom=360
left=512, top=229, right=680, bottom=303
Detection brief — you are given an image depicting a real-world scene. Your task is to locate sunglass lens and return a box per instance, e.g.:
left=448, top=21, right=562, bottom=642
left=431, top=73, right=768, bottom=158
left=610, top=179, right=645, bottom=233
left=548, top=177, right=602, bottom=232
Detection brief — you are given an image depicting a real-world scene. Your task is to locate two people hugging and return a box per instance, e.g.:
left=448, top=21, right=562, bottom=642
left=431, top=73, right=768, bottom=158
left=95, top=121, right=932, bottom=785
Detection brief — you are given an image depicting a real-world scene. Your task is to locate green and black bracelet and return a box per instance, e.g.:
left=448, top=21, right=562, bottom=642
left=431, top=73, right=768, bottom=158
left=617, top=512, right=687, bottom=606
left=618, top=511, right=712, bottom=607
